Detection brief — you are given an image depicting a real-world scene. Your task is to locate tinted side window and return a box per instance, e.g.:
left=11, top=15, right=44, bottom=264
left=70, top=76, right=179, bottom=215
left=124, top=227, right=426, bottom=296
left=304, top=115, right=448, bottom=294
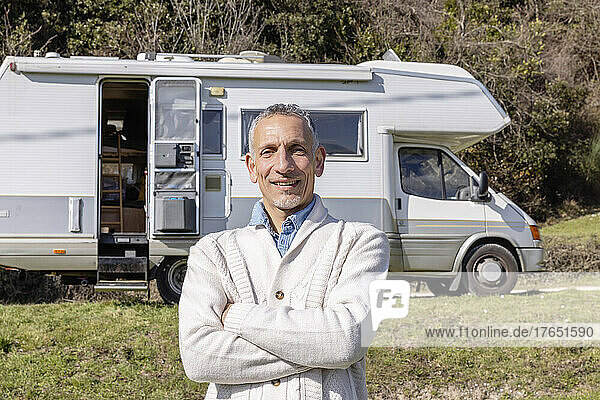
left=203, top=109, right=223, bottom=155
left=241, top=110, right=363, bottom=156
left=312, top=112, right=362, bottom=155
left=399, top=148, right=443, bottom=199
left=441, top=152, right=470, bottom=200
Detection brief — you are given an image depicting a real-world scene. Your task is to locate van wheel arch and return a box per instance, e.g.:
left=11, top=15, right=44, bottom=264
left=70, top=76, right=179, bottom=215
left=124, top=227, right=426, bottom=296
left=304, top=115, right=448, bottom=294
left=461, top=237, right=522, bottom=272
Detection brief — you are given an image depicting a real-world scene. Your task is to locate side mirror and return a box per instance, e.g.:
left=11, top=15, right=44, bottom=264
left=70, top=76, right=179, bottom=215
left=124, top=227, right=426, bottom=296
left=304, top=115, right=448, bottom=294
left=470, top=171, right=490, bottom=202
left=478, top=171, right=489, bottom=198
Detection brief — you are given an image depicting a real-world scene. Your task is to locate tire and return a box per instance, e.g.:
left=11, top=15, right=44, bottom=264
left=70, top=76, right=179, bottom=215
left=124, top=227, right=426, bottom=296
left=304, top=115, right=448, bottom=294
left=156, top=257, right=188, bottom=304
left=464, top=244, right=518, bottom=296
left=426, top=278, right=466, bottom=297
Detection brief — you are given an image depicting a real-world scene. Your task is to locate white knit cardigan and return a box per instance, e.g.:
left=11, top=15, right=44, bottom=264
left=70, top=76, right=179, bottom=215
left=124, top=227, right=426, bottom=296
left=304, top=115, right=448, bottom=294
left=179, top=195, right=390, bottom=400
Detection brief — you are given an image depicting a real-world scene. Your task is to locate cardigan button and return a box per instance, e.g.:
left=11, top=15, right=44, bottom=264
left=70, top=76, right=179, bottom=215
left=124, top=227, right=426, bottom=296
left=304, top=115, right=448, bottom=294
left=275, top=290, right=284, bottom=300
left=271, top=379, right=281, bottom=386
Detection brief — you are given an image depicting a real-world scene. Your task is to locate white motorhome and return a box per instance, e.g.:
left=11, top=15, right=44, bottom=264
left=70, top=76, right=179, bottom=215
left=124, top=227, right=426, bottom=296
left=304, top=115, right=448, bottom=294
left=0, top=50, right=544, bottom=303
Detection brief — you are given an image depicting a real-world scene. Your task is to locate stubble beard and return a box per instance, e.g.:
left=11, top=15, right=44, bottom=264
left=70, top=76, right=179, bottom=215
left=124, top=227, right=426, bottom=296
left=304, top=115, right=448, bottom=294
left=272, top=194, right=302, bottom=210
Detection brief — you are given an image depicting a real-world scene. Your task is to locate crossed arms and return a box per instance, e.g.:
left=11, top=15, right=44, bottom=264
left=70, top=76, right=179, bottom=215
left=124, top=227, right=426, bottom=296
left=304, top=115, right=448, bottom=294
left=178, top=226, right=389, bottom=385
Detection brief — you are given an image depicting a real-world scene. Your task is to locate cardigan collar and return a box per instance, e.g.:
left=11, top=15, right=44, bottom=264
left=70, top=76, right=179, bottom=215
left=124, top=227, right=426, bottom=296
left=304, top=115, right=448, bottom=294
left=248, top=193, right=330, bottom=260
left=248, top=196, right=316, bottom=235
left=281, top=193, right=330, bottom=258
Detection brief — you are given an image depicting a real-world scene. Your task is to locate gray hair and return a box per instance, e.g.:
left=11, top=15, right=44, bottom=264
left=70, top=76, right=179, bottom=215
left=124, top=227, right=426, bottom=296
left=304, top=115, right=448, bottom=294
left=248, top=103, right=319, bottom=159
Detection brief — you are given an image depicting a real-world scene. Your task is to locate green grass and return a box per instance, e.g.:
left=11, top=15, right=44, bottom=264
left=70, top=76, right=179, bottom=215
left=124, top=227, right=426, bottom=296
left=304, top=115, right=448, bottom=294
left=366, top=347, right=600, bottom=399
left=1, top=299, right=599, bottom=399
left=540, top=212, right=600, bottom=241
left=0, top=301, right=206, bottom=399
left=374, top=290, right=600, bottom=348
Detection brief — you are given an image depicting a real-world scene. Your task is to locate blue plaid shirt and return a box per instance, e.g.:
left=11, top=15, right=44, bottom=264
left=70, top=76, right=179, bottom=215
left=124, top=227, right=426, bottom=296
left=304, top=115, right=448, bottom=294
left=248, top=196, right=316, bottom=256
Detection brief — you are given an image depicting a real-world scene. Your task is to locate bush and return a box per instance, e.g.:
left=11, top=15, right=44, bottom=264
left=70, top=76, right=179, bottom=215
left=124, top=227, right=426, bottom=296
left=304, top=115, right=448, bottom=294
left=543, top=237, right=600, bottom=272
left=0, top=269, right=64, bottom=304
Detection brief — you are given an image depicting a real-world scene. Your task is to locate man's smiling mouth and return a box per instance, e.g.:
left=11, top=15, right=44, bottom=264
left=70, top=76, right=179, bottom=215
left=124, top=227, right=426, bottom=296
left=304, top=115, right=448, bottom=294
left=271, top=179, right=300, bottom=187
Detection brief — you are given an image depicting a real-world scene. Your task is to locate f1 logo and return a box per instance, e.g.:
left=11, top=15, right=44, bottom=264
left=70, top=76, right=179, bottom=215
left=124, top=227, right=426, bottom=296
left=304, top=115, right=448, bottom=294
left=369, top=280, right=410, bottom=330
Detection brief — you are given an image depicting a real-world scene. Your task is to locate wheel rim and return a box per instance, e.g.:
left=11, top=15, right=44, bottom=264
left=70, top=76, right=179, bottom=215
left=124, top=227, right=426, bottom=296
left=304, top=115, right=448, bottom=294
left=473, top=256, right=506, bottom=288
left=167, top=259, right=187, bottom=296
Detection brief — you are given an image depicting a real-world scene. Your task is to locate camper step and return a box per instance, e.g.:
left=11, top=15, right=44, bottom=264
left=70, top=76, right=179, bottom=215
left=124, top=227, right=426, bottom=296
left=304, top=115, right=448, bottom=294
left=100, top=233, right=147, bottom=244
left=94, top=280, right=148, bottom=291
left=98, top=256, right=147, bottom=274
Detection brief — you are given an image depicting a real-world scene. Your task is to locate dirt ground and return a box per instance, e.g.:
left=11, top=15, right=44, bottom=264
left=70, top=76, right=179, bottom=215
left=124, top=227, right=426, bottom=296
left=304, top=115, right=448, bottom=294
left=0, top=269, right=162, bottom=304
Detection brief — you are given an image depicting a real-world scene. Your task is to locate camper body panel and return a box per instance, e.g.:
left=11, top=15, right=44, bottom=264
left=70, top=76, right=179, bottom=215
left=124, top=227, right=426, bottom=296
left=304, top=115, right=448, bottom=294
left=485, top=191, right=534, bottom=247
left=364, top=65, right=509, bottom=151
left=484, top=190, right=544, bottom=272
left=144, top=74, right=392, bottom=253
left=0, top=59, right=99, bottom=270
left=0, top=70, right=98, bottom=197
left=197, top=75, right=388, bottom=232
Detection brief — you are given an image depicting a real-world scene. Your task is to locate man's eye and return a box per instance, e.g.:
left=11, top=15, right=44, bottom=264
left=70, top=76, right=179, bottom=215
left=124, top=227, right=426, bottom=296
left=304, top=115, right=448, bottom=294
left=261, top=149, right=274, bottom=156
left=293, top=147, right=307, bottom=155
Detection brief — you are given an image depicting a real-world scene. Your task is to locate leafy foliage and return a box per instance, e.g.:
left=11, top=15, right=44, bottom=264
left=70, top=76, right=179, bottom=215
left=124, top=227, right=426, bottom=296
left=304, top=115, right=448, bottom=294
left=1, top=0, right=599, bottom=219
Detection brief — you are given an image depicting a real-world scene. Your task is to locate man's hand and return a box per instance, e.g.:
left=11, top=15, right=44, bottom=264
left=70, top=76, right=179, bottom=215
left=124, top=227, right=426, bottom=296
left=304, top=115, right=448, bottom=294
left=221, top=303, right=232, bottom=325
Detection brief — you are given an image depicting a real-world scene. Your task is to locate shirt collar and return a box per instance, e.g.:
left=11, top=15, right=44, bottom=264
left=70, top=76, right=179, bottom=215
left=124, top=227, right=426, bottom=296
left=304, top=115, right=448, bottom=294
left=248, top=195, right=317, bottom=233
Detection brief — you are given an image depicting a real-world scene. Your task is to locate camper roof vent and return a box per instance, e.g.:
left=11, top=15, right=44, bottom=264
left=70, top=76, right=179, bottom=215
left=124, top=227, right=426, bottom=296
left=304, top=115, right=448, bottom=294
left=136, top=52, right=193, bottom=62
left=45, top=52, right=61, bottom=58
left=382, top=49, right=401, bottom=62
left=217, top=50, right=283, bottom=63
left=157, top=54, right=194, bottom=62
left=218, top=56, right=252, bottom=64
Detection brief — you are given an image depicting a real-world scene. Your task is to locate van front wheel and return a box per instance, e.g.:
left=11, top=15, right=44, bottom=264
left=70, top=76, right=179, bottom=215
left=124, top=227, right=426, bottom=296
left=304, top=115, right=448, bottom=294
left=156, top=257, right=188, bottom=304
left=465, top=244, right=518, bottom=296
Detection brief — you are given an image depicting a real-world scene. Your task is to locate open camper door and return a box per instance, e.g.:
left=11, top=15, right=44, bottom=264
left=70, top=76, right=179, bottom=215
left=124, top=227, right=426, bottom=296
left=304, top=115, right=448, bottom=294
left=149, top=78, right=202, bottom=237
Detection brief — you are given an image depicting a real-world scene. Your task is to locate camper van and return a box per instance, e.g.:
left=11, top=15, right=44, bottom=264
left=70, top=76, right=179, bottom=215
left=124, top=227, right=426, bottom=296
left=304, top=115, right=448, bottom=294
left=0, top=50, right=544, bottom=303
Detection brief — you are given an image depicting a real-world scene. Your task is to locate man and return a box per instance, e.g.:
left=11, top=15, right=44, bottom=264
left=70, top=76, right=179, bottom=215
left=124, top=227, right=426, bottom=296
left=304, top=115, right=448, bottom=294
left=179, top=104, right=389, bottom=399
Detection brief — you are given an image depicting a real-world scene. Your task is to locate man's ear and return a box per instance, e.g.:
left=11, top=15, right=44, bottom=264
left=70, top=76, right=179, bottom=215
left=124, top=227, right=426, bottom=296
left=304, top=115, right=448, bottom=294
left=314, top=146, right=326, bottom=177
left=245, top=153, right=258, bottom=183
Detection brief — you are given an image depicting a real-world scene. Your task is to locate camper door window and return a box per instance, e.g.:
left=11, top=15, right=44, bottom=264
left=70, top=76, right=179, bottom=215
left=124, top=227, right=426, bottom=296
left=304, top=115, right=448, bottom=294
left=240, top=110, right=364, bottom=157
left=155, top=81, right=196, bottom=140
left=399, top=147, right=470, bottom=201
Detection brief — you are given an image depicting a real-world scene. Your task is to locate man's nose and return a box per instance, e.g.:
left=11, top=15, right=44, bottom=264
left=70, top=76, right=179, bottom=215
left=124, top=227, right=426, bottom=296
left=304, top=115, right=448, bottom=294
left=273, top=147, right=294, bottom=173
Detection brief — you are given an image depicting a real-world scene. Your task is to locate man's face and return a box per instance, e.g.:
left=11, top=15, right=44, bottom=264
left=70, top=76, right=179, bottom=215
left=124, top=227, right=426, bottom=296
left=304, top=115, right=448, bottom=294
left=245, top=114, right=325, bottom=215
